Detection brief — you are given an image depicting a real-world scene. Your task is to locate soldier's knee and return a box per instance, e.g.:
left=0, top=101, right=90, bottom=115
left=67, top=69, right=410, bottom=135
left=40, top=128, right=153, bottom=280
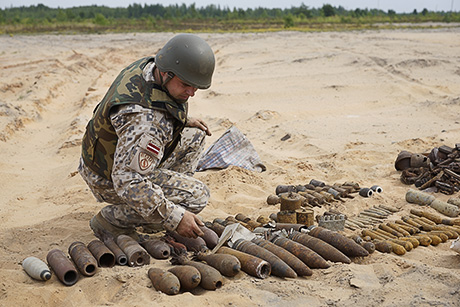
left=182, top=127, right=206, bottom=146
left=186, top=182, right=209, bottom=213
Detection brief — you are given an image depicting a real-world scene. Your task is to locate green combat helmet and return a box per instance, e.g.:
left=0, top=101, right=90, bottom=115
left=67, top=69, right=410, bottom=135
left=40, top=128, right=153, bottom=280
left=156, top=33, right=215, bottom=89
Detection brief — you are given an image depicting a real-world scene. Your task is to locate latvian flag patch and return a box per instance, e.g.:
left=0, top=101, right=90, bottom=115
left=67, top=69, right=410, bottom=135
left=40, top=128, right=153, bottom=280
left=146, top=142, right=160, bottom=156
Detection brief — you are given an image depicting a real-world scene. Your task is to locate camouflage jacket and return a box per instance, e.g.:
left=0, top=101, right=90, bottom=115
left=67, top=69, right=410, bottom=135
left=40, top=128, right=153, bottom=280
left=81, top=57, right=187, bottom=181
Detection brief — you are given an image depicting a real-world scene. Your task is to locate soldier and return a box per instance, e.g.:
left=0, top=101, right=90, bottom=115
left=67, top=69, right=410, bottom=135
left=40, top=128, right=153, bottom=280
left=78, top=34, right=215, bottom=240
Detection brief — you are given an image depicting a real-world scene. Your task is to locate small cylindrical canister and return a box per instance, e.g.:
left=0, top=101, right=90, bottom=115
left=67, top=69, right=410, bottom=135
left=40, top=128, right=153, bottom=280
left=309, top=179, right=325, bottom=187
left=277, top=211, right=297, bottom=224
left=87, top=239, right=116, bottom=268
left=275, top=185, right=296, bottom=195
left=370, top=185, right=383, bottom=193
left=359, top=188, right=373, bottom=198
left=116, top=235, right=150, bottom=267
left=405, top=189, right=435, bottom=206
left=296, top=209, right=314, bottom=226
left=22, top=256, right=51, bottom=281
left=327, top=188, right=341, bottom=199
left=46, top=249, right=79, bottom=286
left=280, top=193, right=302, bottom=211
left=69, top=241, right=98, bottom=277
left=103, top=237, right=128, bottom=266
left=141, top=238, right=171, bottom=259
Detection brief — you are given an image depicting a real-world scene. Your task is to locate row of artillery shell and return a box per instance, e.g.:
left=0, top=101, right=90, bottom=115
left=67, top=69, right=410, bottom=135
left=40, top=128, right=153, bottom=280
left=46, top=239, right=119, bottom=286
left=149, top=257, right=228, bottom=295
left=360, top=214, right=460, bottom=255
left=226, top=226, right=370, bottom=279
left=176, top=261, right=223, bottom=291
left=43, top=235, right=174, bottom=286
left=148, top=253, right=243, bottom=295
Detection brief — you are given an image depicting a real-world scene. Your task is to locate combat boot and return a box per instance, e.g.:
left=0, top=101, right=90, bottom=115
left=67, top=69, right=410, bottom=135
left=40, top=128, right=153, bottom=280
left=90, top=212, right=147, bottom=242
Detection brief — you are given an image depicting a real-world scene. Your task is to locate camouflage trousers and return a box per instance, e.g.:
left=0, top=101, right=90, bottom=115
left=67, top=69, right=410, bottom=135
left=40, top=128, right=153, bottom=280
left=79, top=128, right=209, bottom=230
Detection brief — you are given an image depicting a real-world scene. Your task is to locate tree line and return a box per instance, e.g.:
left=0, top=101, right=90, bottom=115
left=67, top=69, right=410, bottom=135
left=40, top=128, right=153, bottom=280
left=1, top=3, right=459, bottom=34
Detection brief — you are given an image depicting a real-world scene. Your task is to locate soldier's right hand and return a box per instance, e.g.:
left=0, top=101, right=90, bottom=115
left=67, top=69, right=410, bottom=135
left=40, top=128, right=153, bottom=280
left=176, top=211, right=204, bottom=238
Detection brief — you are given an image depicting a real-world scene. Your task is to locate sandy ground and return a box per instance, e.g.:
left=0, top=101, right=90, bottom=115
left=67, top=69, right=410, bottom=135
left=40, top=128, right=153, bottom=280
left=1, top=28, right=460, bottom=306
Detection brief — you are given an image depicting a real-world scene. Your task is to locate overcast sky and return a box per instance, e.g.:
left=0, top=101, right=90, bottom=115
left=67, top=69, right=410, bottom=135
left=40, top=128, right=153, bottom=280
left=1, top=0, right=458, bottom=13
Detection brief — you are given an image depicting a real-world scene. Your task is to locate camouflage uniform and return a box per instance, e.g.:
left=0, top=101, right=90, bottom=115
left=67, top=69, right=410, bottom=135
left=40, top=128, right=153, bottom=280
left=78, top=57, right=209, bottom=232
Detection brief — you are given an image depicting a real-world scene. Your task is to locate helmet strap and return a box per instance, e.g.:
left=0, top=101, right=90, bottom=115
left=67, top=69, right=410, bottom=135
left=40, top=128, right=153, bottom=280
left=154, top=66, right=174, bottom=89
left=161, top=72, right=175, bottom=87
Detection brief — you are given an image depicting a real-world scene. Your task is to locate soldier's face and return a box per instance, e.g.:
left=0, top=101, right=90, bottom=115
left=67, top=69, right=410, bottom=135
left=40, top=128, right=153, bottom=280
left=164, top=73, right=198, bottom=103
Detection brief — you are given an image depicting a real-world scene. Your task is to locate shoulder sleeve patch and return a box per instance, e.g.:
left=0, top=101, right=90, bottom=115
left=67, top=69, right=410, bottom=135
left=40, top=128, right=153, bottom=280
left=128, top=134, right=163, bottom=175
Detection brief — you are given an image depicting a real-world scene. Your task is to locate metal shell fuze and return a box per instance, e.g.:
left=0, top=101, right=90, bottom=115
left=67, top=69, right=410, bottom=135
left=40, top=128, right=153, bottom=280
left=22, top=256, right=51, bottom=281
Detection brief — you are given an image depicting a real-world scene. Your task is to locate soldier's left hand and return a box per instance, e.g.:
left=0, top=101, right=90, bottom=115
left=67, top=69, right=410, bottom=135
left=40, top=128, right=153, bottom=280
left=186, top=117, right=212, bottom=136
